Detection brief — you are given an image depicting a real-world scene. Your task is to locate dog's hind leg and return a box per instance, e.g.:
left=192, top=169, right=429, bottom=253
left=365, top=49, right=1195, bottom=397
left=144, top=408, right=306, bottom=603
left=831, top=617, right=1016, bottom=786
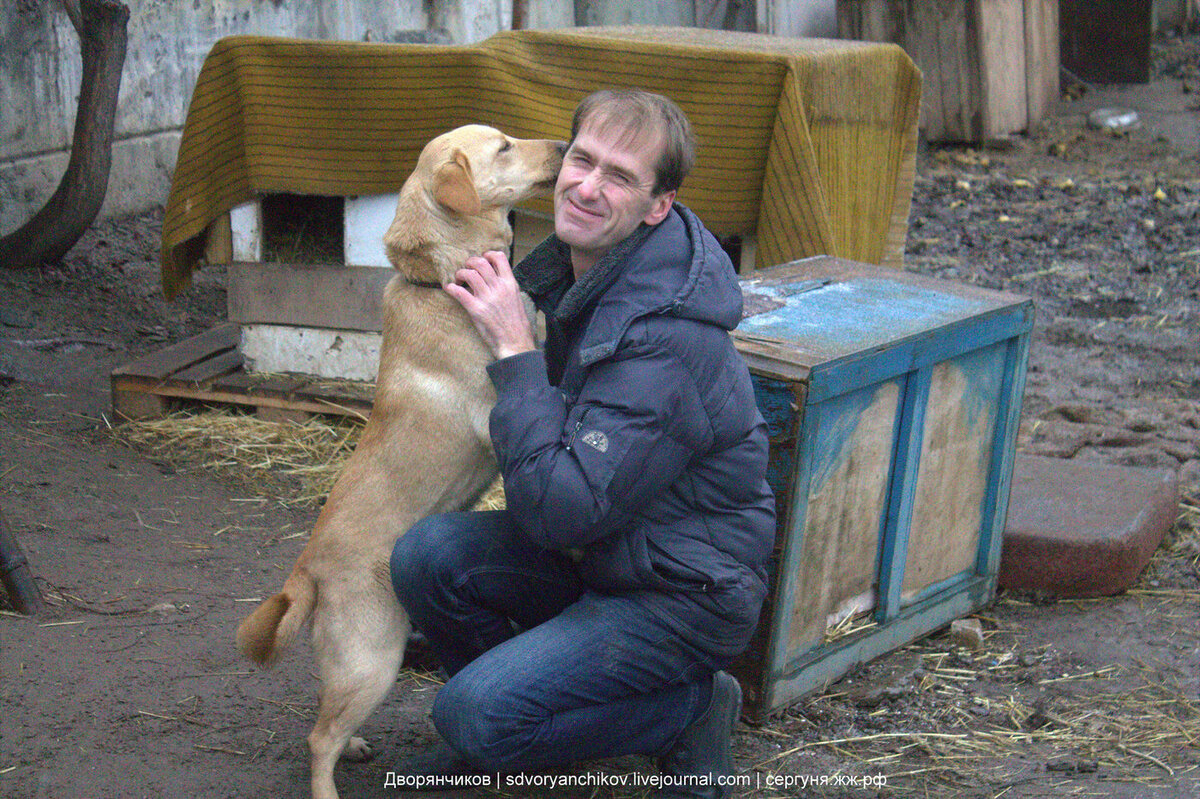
left=307, top=597, right=410, bottom=799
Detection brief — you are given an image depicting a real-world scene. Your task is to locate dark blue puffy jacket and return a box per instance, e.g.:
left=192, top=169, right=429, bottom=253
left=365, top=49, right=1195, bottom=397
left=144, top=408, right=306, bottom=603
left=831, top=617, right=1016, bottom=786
left=486, top=204, right=776, bottom=658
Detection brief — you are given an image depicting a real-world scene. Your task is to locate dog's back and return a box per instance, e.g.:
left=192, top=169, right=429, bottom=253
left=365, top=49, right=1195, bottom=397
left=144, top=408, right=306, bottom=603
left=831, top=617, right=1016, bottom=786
left=235, top=124, right=564, bottom=799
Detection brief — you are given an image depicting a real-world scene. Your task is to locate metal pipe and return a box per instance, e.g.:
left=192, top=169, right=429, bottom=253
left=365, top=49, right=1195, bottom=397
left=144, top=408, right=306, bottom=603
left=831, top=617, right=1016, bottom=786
left=0, top=507, right=45, bottom=616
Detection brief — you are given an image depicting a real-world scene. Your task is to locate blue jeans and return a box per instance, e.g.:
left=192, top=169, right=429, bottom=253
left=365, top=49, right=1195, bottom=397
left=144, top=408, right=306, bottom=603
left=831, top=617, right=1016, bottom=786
left=389, top=511, right=720, bottom=772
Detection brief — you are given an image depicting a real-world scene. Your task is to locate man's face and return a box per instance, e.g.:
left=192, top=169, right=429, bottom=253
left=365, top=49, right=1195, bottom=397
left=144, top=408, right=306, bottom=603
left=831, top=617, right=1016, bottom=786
left=553, top=120, right=675, bottom=276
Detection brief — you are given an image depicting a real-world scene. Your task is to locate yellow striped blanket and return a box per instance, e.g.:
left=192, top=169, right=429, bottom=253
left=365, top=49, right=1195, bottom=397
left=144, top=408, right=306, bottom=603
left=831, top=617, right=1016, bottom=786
left=161, top=26, right=920, bottom=298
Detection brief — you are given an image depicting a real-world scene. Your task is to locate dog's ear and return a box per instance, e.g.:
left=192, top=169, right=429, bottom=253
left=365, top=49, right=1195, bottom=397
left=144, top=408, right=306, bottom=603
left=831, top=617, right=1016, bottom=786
left=432, top=150, right=481, bottom=215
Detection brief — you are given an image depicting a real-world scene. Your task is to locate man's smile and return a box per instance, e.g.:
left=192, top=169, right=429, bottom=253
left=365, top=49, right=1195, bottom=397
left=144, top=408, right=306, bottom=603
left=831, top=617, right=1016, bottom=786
left=562, top=194, right=604, bottom=221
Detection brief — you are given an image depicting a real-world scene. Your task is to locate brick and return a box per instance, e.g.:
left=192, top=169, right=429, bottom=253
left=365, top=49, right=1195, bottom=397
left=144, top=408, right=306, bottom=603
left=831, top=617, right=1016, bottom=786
left=999, top=454, right=1180, bottom=597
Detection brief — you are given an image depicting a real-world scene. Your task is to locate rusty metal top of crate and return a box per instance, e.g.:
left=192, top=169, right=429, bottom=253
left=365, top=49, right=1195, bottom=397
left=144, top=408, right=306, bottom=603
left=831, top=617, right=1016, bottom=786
left=734, top=256, right=1033, bottom=382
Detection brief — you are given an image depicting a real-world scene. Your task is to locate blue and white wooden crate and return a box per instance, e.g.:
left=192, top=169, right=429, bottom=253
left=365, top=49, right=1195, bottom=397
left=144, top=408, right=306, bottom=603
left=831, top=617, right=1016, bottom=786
left=730, top=256, right=1034, bottom=718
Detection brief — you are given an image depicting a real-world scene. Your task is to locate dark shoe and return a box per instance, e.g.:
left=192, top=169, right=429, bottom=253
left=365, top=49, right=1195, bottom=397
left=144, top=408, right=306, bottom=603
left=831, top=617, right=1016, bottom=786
left=387, top=742, right=488, bottom=791
left=655, top=671, right=742, bottom=798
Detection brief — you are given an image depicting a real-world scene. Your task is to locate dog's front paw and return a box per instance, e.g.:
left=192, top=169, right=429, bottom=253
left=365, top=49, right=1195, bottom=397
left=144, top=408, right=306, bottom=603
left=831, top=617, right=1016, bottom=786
left=342, top=736, right=375, bottom=762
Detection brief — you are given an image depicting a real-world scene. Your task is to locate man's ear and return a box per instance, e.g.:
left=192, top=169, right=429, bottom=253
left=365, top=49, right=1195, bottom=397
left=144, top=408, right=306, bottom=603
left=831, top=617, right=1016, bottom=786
left=432, top=150, right=481, bottom=215
left=642, top=190, right=675, bottom=226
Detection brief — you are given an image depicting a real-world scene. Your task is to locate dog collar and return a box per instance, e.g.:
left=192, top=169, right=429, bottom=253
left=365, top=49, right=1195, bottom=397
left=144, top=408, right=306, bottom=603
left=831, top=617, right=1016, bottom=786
left=404, top=278, right=444, bottom=290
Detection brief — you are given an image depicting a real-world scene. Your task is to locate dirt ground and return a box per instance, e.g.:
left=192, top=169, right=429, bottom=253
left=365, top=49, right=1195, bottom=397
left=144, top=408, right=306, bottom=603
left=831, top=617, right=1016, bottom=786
left=3, top=39, right=1200, bottom=799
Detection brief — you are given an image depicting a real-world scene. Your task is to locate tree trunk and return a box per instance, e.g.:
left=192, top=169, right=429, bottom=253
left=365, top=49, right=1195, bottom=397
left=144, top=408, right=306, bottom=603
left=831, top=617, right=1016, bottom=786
left=0, top=0, right=129, bottom=270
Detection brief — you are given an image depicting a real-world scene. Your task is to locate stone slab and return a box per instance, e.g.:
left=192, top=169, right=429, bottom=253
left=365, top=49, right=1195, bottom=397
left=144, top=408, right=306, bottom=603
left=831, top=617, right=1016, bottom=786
left=999, top=454, right=1180, bottom=598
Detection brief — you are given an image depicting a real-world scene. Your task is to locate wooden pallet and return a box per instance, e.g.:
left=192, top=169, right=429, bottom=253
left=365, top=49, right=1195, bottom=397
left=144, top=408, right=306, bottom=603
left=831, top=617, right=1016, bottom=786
left=110, top=323, right=375, bottom=422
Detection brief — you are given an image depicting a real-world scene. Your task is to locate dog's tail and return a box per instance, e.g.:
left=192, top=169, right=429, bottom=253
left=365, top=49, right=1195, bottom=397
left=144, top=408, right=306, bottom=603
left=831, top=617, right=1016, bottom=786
left=236, top=571, right=316, bottom=667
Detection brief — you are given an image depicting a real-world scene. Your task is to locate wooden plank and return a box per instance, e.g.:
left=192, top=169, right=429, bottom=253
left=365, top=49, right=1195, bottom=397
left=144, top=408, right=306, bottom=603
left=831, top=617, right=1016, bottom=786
left=174, top=348, right=243, bottom=386
left=836, top=0, right=903, bottom=42
left=1023, top=0, right=1059, bottom=127
left=877, top=364, right=932, bottom=621
left=113, top=375, right=367, bottom=419
left=938, top=0, right=981, bottom=142
left=212, top=372, right=311, bottom=402
left=738, top=346, right=813, bottom=384
left=210, top=371, right=344, bottom=409
left=845, top=0, right=979, bottom=141
left=839, top=0, right=1046, bottom=142
left=210, top=370, right=256, bottom=395
left=226, top=262, right=395, bottom=332
left=110, top=323, right=240, bottom=381
left=786, top=380, right=900, bottom=650
left=291, top=380, right=375, bottom=416
left=737, top=235, right=757, bottom=275
left=110, top=324, right=376, bottom=421
left=750, top=376, right=807, bottom=540
left=111, top=386, right=172, bottom=420
left=901, top=343, right=1007, bottom=601
left=978, top=0, right=1027, bottom=139
left=975, top=333, right=1031, bottom=578
left=257, top=405, right=313, bottom=424
left=812, top=305, right=1033, bottom=403
left=759, top=575, right=993, bottom=715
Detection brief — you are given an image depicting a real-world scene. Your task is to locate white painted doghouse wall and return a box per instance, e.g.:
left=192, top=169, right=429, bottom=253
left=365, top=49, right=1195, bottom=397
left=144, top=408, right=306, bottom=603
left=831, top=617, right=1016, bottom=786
left=235, top=194, right=395, bottom=380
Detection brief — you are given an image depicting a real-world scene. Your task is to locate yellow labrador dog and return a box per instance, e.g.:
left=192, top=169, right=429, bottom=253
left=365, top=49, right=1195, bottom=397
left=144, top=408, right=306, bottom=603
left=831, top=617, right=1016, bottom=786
left=236, top=125, right=564, bottom=799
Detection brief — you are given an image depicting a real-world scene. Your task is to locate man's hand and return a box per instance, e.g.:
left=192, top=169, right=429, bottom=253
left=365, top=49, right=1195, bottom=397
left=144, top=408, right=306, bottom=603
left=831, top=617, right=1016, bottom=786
left=444, top=250, right=537, bottom=361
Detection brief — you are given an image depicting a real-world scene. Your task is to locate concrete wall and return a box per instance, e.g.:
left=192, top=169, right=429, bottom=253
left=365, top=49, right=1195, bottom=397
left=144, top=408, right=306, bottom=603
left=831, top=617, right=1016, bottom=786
left=0, top=0, right=470, bottom=235
left=0, top=0, right=839, bottom=235
left=757, top=0, right=838, bottom=38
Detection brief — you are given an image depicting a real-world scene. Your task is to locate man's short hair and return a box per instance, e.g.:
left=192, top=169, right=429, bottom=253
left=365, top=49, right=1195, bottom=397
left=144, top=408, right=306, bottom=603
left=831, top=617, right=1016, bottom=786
left=570, top=89, right=696, bottom=197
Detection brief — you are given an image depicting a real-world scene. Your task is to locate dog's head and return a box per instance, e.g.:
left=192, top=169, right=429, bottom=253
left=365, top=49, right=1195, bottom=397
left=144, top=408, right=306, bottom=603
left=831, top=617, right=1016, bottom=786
left=421, top=124, right=565, bottom=217
left=386, top=125, right=565, bottom=281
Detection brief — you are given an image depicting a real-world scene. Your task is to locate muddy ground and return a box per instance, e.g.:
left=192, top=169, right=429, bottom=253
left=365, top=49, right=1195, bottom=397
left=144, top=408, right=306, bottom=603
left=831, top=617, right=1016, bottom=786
left=3, top=42, right=1200, bottom=799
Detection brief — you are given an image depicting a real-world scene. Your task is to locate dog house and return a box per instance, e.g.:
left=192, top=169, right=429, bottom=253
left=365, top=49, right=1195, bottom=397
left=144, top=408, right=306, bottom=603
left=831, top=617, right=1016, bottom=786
left=730, top=256, right=1032, bottom=717
left=146, top=26, right=920, bottom=387
left=211, top=192, right=557, bottom=381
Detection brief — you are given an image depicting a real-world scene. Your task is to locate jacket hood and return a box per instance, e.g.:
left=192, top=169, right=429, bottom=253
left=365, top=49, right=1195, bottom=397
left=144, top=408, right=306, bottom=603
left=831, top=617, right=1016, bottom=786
left=516, top=204, right=744, bottom=367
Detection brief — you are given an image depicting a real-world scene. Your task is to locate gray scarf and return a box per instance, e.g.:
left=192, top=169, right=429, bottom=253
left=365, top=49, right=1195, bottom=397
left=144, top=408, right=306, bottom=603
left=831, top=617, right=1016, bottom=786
left=514, top=222, right=657, bottom=384
left=515, top=223, right=656, bottom=325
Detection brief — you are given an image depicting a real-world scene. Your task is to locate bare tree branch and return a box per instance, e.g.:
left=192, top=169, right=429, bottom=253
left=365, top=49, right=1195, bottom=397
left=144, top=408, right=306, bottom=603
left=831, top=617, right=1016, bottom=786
left=59, top=0, right=83, bottom=35
left=0, top=0, right=129, bottom=270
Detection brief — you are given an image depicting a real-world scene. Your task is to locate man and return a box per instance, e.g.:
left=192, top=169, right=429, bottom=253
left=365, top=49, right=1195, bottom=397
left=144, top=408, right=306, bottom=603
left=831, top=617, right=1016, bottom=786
left=390, top=89, right=775, bottom=798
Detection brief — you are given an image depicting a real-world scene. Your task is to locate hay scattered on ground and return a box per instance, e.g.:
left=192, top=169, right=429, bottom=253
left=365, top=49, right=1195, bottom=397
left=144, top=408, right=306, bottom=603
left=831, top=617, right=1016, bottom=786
left=114, top=407, right=363, bottom=506
left=823, top=612, right=878, bottom=645
left=757, top=508, right=1200, bottom=795
left=113, top=405, right=506, bottom=511
left=1168, top=493, right=1200, bottom=557
left=772, top=622, right=1200, bottom=795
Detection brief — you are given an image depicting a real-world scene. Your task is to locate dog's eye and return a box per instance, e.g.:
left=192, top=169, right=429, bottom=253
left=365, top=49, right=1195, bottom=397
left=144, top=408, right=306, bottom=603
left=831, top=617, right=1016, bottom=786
left=498, top=140, right=513, bottom=154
